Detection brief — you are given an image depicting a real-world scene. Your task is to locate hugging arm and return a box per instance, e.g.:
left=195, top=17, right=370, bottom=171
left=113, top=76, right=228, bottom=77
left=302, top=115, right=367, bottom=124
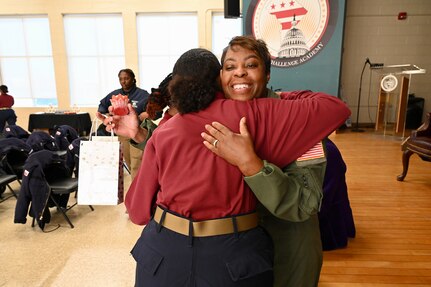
left=202, top=118, right=325, bottom=222
left=202, top=117, right=263, bottom=176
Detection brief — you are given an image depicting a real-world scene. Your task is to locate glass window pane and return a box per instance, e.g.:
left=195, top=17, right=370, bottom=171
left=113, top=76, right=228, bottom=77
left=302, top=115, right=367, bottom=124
left=64, top=16, right=98, bottom=56
left=140, top=56, right=174, bottom=93
left=98, top=56, right=126, bottom=93
left=24, top=18, right=53, bottom=56
left=0, top=18, right=26, bottom=56
left=29, top=58, right=57, bottom=99
left=97, top=17, right=125, bottom=56
left=64, top=14, right=125, bottom=107
left=0, top=58, right=31, bottom=99
left=212, top=13, right=242, bottom=59
left=68, top=56, right=125, bottom=106
left=0, top=16, right=55, bottom=107
left=68, top=57, right=99, bottom=106
left=137, top=13, right=198, bottom=91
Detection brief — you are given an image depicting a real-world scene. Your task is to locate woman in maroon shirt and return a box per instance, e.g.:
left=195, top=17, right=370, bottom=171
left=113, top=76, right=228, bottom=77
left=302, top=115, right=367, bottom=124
left=124, top=48, right=350, bottom=286
left=0, top=85, right=17, bottom=132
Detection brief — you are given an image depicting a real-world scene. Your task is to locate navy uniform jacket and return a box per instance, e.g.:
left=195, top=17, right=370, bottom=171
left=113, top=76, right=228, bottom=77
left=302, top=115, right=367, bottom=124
left=14, top=150, right=71, bottom=230
left=0, top=137, right=31, bottom=155
left=26, top=131, right=59, bottom=153
left=66, top=137, right=87, bottom=176
left=53, top=125, right=79, bottom=151
left=2, top=124, right=30, bottom=140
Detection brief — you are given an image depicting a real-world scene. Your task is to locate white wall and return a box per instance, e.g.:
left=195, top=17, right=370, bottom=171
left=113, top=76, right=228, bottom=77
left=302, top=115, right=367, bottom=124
left=341, top=0, right=431, bottom=125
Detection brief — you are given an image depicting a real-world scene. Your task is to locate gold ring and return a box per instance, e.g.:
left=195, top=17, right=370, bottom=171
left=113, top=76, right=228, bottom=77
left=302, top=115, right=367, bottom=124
left=213, top=139, right=219, bottom=148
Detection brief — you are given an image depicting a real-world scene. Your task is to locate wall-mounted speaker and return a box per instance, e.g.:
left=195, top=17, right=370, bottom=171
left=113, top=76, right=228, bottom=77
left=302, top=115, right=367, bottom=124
left=224, top=0, right=240, bottom=18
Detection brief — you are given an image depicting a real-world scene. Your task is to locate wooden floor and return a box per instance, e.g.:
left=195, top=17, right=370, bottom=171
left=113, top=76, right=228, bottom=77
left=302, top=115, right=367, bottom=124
left=320, top=130, right=431, bottom=286
left=1, top=129, right=430, bottom=286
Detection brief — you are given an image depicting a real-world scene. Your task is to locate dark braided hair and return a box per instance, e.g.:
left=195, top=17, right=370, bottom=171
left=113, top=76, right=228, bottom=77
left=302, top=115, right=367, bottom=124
left=145, top=73, right=172, bottom=119
left=169, top=48, right=221, bottom=114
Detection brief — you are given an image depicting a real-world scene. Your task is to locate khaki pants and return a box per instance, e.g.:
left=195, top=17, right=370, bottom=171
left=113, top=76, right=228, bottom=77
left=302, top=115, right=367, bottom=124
left=118, top=136, right=143, bottom=180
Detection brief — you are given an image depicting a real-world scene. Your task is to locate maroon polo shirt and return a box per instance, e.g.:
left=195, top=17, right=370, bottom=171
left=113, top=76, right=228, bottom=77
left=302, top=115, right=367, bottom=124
left=126, top=91, right=350, bottom=225
left=0, top=93, right=14, bottom=108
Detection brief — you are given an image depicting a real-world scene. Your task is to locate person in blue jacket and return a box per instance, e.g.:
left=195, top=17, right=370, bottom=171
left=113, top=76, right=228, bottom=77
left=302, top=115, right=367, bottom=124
left=98, top=68, right=150, bottom=180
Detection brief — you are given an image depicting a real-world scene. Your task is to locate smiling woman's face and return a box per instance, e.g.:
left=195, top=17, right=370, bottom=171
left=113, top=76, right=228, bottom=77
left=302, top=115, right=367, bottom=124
left=220, top=45, right=269, bottom=101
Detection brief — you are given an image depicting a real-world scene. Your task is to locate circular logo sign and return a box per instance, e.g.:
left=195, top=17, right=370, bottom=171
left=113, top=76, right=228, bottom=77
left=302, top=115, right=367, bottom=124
left=245, top=0, right=337, bottom=68
left=380, top=74, right=398, bottom=93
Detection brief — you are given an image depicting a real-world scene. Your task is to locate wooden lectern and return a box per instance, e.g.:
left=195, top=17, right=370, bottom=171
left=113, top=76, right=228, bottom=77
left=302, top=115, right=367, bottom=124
left=375, top=64, right=426, bottom=137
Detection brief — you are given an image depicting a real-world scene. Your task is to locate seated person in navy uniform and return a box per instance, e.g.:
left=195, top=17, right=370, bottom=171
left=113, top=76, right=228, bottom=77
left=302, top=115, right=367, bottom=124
left=97, top=68, right=150, bottom=180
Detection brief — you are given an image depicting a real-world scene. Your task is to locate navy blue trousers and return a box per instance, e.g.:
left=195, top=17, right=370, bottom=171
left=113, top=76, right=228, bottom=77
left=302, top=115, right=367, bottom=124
left=131, top=220, right=273, bottom=287
left=0, top=109, right=16, bottom=133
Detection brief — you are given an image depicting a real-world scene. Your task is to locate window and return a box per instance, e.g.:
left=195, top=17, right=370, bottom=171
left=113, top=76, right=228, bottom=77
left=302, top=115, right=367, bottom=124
left=137, top=13, right=198, bottom=91
left=211, top=13, right=242, bottom=61
left=0, top=16, right=56, bottom=107
left=64, top=14, right=125, bottom=107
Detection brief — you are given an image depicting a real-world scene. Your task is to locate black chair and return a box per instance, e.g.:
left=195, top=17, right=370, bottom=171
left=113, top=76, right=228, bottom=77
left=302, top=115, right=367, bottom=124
left=0, top=138, right=29, bottom=200
left=40, top=160, right=94, bottom=229
left=2, top=149, right=29, bottom=184
left=0, top=138, right=31, bottom=183
left=0, top=173, right=18, bottom=202
left=14, top=150, right=93, bottom=230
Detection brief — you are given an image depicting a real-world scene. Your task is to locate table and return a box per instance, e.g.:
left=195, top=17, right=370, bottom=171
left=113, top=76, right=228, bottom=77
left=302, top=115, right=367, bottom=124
left=28, top=112, right=92, bottom=136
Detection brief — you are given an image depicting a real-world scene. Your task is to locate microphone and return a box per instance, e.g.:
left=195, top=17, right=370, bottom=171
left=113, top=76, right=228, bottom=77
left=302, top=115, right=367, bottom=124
left=365, top=58, right=384, bottom=69
left=353, top=57, right=385, bottom=132
left=352, top=57, right=377, bottom=132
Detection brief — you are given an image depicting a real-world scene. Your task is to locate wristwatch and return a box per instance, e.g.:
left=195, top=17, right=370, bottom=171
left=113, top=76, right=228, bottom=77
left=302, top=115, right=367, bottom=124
left=381, top=74, right=398, bottom=92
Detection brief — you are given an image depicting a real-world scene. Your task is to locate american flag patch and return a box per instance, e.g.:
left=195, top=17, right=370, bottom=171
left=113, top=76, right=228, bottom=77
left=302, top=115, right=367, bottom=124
left=297, top=141, right=325, bottom=162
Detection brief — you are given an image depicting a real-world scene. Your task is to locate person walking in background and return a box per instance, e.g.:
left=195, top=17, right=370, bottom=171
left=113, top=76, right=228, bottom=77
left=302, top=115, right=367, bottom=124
left=98, top=68, right=150, bottom=180
left=0, top=85, right=17, bottom=132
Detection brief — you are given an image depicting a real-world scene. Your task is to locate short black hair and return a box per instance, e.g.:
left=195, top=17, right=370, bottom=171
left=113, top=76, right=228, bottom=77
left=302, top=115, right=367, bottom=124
left=0, top=85, right=8, bottom=93
left=169, top=48, right=221, bottom=114
left=118, top=68, right=136, bottom=84
left=221, top=35, right=271, bottom=76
